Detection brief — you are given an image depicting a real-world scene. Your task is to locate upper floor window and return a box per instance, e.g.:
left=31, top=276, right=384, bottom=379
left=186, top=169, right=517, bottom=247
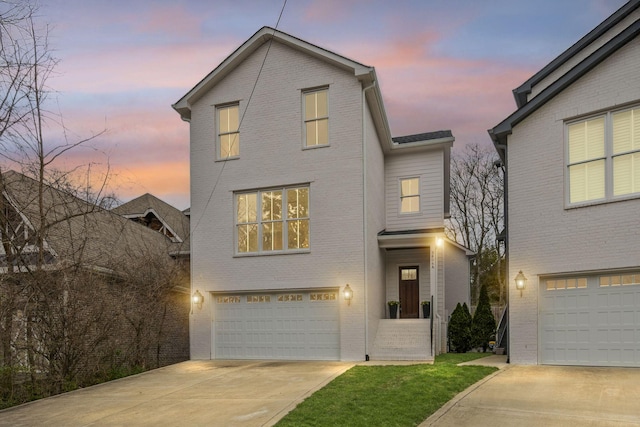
left=303, top=88, right=328, bottom=147
left=400, top=177, right=420, bottom=213
left=236, top=185, right=309, bottom=254
left=567, top=105, right=640, bottom=205
left=218, top=103, right=239, bottom=159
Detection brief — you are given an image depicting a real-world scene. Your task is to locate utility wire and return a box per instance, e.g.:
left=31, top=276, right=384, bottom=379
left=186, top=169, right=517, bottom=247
left=190, top=0, right=288, bottom=239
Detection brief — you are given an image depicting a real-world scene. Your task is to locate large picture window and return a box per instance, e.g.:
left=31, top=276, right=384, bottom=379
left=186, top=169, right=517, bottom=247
left=236, top=186, right=309, bottom=254
left=567, top=105, right=640, bottom=205
left=303, top=88, right=328, bottom=147
left=218, top=103, right=239, bottom=159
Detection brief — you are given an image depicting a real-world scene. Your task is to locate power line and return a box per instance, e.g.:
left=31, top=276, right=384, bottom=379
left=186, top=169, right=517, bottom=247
left=190, top=0, right=288, bottom=239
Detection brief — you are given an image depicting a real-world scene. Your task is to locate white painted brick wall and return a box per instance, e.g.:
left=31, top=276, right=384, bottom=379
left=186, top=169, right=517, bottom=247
left=508, top=36, right=640, bottom=364
left=189, top=41, right=368, bottom=360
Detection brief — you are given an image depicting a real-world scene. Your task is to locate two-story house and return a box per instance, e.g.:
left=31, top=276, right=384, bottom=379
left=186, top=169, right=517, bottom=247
left=173, top=27, right=471, bottom=361
left=490, top=0, right=640, bottom=366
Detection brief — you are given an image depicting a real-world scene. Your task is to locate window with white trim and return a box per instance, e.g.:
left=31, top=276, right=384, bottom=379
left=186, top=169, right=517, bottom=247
left=236, top=186, right=309, bottom=254
left=400, top=177, right=420, bottom=213
left=303, top=88, right=328, bottom=147
left=567, top=105, right=640, bottom=205
left=217, top=103, right=239, bottom=159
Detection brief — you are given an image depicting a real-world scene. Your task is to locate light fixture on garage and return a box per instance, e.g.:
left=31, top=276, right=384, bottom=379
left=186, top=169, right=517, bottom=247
left=515, top=271, right=527, bottom=296
left=344, top=284, right=353, bottom=306
left=192, top=290, right=204, bottom=310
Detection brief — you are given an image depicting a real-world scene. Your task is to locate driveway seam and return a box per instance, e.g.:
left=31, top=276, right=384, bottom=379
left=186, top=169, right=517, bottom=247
left=419, top=365, right=511, bottom=427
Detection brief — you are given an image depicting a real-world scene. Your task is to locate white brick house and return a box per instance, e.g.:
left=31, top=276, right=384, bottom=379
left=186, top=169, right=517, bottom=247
left=490, top=1, right=640, bottom=366
left=173, top=27, right=471, bottom=361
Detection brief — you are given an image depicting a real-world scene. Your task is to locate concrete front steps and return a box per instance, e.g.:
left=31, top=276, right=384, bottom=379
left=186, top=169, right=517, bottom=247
left=369, top=319, right=433, bottom=361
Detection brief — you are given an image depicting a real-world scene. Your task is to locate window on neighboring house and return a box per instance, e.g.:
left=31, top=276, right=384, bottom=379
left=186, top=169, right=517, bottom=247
left=236, top=186, right=309, bottom=254
left=400, top=177, right=420, bottom=213
left=218, top=103, right=239, bottom=159
left=303, top=88, right=328, bottom=147
left=567, top=106, right=640, bottom=205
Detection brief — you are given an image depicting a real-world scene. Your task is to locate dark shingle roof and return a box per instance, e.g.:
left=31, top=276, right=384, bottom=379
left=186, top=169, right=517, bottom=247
left=392, top=130, right=453, bottom=144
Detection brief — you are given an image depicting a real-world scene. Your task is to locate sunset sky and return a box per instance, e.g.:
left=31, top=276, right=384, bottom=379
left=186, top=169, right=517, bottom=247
left=36, top=0, right=627, bottom=209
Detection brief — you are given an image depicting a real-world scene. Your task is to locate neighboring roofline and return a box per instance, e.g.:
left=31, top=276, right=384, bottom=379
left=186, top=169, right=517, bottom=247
left=489, top=18, right=640, bottom=153
left=512, top=0, right=640, bottom=108
left=172, top=26, right=375, bottom=122
left=122, top=208, right=183, bottom=243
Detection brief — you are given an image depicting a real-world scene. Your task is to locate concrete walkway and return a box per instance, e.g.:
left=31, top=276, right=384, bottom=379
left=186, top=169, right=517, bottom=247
left=0, top=360, right=354, bottom=427
left=423, top=362, right=640, bottom=426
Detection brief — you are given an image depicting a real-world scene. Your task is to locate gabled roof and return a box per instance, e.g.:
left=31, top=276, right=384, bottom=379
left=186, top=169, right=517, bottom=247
left=490, top=0, right=640, bottom=159
left=112, top=193, right=190, bottom=255
left=0, top=170, right=172, bottom=272
left=172, top=26, right=394, bottom=152
left=512, top=0, right=640, bottom=108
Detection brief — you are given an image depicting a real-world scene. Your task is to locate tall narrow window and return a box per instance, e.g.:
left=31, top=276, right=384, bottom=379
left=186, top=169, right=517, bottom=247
left=237, top=193, right=257, bottom=253
left=567, top=117, right=605, bottom=203
left=400, top=178, right=420, bottom=213
left=304, top=88, right=328, bottom=147
left=218, top=104, right=239, bottom=159
left=613, top=107, right=640, bottom=196
left=287, top=187, right=309, bottom=249
left=261, top=190, right=283, bottom=251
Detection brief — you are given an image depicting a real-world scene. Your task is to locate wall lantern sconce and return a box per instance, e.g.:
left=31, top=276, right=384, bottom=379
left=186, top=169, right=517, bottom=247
left=343, top=284, right=353, bottom=306
left=192, top=290, right=204, bottom=310
left=514, top=271, right=527, bottom=296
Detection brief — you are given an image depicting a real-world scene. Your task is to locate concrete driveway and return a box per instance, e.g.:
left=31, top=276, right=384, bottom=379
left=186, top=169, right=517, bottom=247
left=0, top=360, right=353, bottom=427
left=423, top=364, right=640, bottom=426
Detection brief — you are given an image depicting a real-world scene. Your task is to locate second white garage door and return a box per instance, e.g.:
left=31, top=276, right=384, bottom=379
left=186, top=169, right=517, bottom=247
left=540, top=272, right=640, bottom=366
left=213, top=290, right=340, bottom=360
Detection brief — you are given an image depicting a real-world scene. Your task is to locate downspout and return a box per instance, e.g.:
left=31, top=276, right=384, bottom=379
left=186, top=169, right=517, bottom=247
left=362, top=80, right=377, bottom=360
left=497, top=142, right=509, bottom=363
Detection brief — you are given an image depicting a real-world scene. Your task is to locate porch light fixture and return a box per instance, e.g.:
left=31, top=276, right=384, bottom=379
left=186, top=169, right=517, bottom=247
left=192, top=290, right=204, bottom=310
left=343, top=284, right=353, bottom=306
left=515, top=271, right=527, bottom=296
left=436, top=237, right=444, bottom=248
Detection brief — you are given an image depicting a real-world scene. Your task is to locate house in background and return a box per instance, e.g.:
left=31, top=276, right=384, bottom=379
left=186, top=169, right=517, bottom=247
left=112, top=192, right=191, bottom=264
left=490, top=0, right=640, bottom=366
left=173, top=27, right=471, bottom=361
left=0, top=170, right=190, bottom=372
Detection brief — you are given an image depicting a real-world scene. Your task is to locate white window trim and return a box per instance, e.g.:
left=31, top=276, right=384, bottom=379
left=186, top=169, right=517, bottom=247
left=234, top=185, right=311, bottom=256
left=216, top=102, right=240, bottom=161
left=565, top=104, right=640, bottom=208
left=302, top=87, right=330, bottom=150
left=399, top=176, right=421, bottom=215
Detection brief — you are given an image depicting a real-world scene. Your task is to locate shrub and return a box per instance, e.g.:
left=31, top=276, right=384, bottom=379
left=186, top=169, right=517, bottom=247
left=472, top=285, right=496, bottom=352
left=448, top=303, right=472, bottom=353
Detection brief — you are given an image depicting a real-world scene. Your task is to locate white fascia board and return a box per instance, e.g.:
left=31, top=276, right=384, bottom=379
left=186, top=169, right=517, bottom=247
left=377, top=232, right=441, bottom=249
left=389, top=137, right=455, bottom=154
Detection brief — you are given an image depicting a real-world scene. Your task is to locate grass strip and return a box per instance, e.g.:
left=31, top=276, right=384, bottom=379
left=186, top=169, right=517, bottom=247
left=276, top=353, right=497, bottom=427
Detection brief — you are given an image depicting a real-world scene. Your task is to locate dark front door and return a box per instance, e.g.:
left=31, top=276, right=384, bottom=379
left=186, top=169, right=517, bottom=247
left=399, top=267, right=419, bottom=318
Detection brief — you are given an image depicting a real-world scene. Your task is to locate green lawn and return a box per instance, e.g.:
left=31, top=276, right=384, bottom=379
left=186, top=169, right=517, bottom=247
left=276, top=353, right=497, bottom=427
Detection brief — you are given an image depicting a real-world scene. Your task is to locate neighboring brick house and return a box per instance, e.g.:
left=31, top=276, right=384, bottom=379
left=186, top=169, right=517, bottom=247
left=173, top=27, right=471, bottom=361
left=0, top=170, right=189, bottom=371
left=490, top=0, right=640, bottom=366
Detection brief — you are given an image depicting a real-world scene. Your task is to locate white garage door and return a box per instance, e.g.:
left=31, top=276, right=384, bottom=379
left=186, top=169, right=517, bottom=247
left=213, top=290, right=340, bottom=360
left=540, top=273, right=640, bottom=366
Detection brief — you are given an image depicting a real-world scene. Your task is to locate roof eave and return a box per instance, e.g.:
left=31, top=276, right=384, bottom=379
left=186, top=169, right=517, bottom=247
left=172, top=26, right=376, bottom=122
left=512, top=0, right=640, bottom=108
left=490, top=18, right=640, bottom=158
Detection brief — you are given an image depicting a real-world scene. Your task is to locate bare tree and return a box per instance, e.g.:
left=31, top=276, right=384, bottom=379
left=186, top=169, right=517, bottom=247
left=446, top=144, right=504, bottom=307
